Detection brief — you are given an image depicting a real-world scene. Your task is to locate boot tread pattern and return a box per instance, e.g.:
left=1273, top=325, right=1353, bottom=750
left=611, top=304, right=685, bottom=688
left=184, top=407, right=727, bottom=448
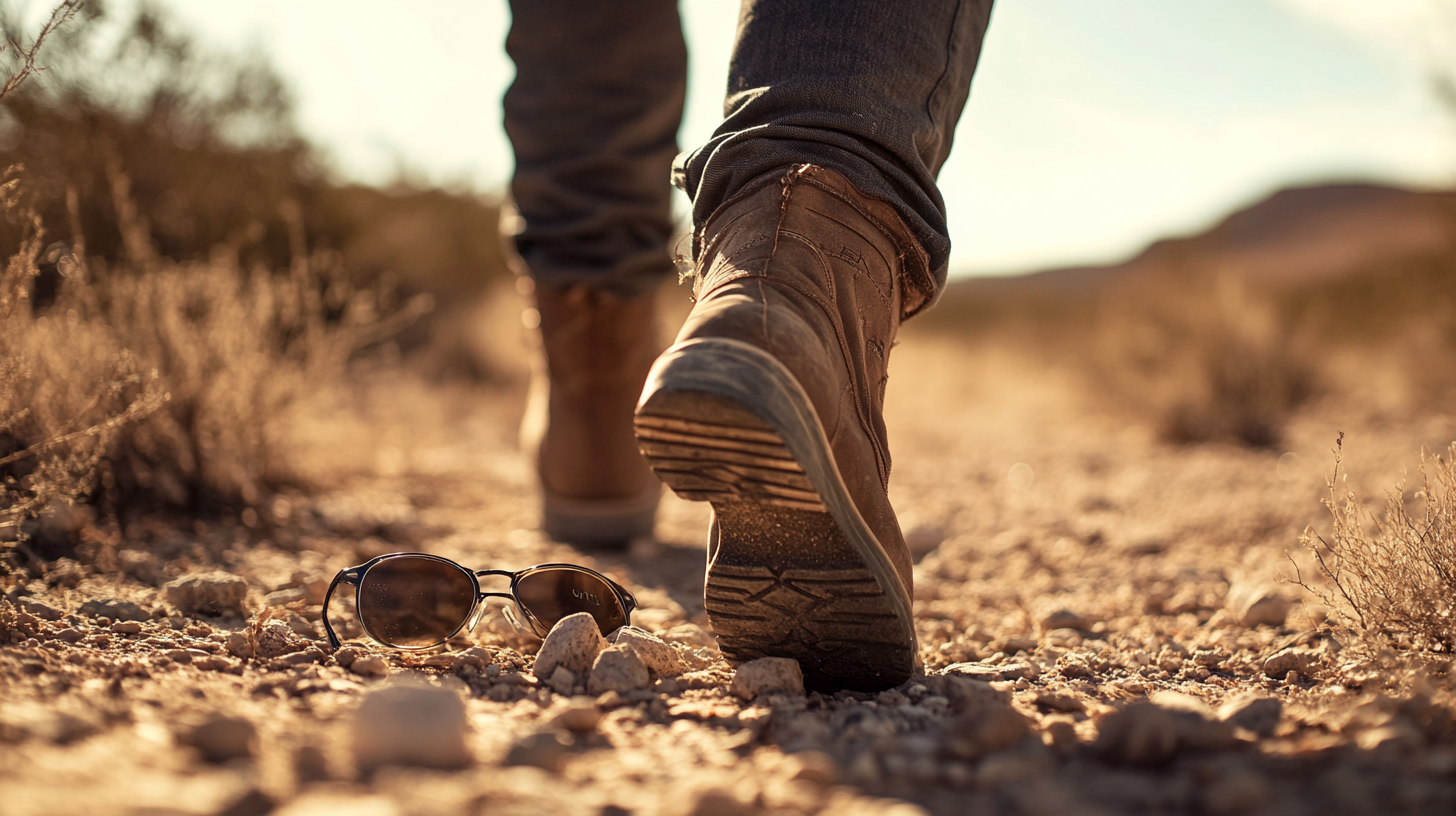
left=706, top=565, right=911, bottom=686
left=635, top=415, right=828, bottom=512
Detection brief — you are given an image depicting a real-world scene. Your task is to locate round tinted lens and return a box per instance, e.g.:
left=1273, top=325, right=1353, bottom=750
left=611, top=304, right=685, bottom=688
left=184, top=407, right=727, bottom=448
left=358, top=557, right=475, bottom=647
left=515, top=568, right=626, bottom=635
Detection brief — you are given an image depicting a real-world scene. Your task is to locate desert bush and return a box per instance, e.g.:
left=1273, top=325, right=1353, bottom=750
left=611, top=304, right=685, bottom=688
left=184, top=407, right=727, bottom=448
left=5, top=167, right=428, bottom=516
left=0, top=0, right=507, bottom=312
left=0, top=1, right=164, bottom=538
left=1, top=2, right=429, bottom=530
left=1096, top=272, right=1318, bottom=448
left=1295, top=434, right=1456, bottom=653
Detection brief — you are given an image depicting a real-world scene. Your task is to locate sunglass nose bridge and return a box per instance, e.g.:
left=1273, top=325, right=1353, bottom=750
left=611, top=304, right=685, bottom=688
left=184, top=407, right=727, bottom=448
left=465, top=602, right=487, bottom=633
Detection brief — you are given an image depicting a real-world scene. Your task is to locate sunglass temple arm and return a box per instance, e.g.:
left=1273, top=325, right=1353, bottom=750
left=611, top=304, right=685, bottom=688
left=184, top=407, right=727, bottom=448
left=320, top=569, right=359, bottom=652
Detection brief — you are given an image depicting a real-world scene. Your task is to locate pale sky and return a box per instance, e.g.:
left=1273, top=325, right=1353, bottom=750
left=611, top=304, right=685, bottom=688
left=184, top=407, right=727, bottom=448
left=150, top=0, right=1456, bottom=278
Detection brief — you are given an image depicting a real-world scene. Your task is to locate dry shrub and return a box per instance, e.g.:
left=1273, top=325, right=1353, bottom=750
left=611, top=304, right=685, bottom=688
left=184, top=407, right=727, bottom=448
left=7, top=170, right=427, bottom=515
left=0, top=1, right=161, bottom=537
left=1097, top=272, right=1317, bottom=448
left=1295, top=434, right=1456, bottom=654
left=0, top=1, right=434, bottom=536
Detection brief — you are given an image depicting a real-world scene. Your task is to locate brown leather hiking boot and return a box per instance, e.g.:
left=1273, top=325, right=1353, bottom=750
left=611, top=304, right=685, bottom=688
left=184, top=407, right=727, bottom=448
left=522, top=285, right=663, bottom=547
left=633, top=164, right=933, bottom=691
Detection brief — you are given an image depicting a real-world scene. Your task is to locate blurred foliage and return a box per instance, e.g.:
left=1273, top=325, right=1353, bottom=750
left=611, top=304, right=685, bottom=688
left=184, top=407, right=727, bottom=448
left=0, top=0, right=507, bottom=305
left=921, top=219, right=1456, bottom=447
left=1, top=0, right=510, bottom=542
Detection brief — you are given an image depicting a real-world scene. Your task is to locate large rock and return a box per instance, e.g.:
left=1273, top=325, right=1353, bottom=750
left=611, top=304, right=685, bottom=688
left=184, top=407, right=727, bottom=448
left=351, top=684, right=471, bottom=773
left=730, top=657, right=804, bottom=700
left=165, top=572, right=249, bottom=617
left=533, top=612, right=607, bottom=680
left=587, top=645, right=651, bottom=695
left=607, top=626, right=683, bottom=677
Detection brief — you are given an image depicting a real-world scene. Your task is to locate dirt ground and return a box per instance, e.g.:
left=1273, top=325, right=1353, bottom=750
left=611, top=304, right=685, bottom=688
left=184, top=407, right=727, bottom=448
left=4, top=326, right=1456, bottom=816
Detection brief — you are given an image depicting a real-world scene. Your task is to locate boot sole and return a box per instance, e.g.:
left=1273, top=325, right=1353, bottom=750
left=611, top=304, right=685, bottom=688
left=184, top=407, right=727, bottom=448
left=633, top=338, right=915, bottom=692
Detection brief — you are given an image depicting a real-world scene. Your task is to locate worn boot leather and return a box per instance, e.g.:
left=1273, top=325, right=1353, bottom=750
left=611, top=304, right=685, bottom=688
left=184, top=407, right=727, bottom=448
left=522, top=285, right=663, bottom=547
left=634, top=164, right=931, bottom=691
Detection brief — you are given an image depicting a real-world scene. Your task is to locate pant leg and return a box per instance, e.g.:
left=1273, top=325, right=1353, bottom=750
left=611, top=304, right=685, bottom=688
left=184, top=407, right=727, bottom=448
left=674, top=0, right=995, bottom=314
left=504, top=0, right=687, bottom=297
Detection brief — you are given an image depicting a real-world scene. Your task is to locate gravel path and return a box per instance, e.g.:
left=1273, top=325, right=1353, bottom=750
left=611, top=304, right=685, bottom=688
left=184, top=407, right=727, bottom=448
left=4, top=331, right=1456, bottom=816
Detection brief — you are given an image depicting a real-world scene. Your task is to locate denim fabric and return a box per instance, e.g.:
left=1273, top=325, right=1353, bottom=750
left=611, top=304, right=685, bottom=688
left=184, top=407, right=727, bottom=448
left=504, top=0, right=687, bottom=297
left=504, top=0, right=994, bottom=301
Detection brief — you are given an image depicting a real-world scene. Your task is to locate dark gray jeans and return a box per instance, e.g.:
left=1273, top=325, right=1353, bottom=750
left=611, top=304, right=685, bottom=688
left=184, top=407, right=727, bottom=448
left=504, top=0, right=994, bottom=305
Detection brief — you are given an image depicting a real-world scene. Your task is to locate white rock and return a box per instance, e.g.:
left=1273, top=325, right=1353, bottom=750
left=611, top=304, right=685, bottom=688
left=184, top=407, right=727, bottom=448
left=533, top=612, right=607, bottom=680
left=608, top=626, right=684, bottom=677
left=587, top=645, right=651, bottom=695
left=351, top=684, right=471, bottom=773
left=730, top=657, right=804, bottom=700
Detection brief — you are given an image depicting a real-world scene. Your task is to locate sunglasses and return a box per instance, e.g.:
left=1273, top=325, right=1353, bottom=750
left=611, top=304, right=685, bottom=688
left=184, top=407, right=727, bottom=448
left=321, top=552, right=637, bottom=650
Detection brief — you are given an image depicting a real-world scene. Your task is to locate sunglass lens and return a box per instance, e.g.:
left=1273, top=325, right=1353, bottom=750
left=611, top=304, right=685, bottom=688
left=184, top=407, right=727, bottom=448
left=515, top=568, right=627, bottom=635
left=358, top=557, right=475, bottom=648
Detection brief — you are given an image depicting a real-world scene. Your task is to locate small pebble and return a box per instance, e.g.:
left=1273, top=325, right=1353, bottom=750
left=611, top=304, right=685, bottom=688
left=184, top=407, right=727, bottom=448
left=1040, top=609, right=1089, bottom=631
left=51, top=627, right=84, bottom=643
left=350, top=655, right=389, bottom=677
left=1262, top=648, right=1316, bottom=678
left=19, top=599, right=64, bottom=621
left=730, top=657, right=804, bottom=700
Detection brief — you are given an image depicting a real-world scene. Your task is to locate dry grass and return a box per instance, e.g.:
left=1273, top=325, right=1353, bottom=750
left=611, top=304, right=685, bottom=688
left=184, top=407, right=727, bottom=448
left=0, top=2, right=438, bottom=540
left=1295, top=433, right=1456, bottom=654
left=2, top=165, right=428, bottom=524
left=1096, top=273, right=1318, bottom=448
left=0, top=1, right=160, bottom=538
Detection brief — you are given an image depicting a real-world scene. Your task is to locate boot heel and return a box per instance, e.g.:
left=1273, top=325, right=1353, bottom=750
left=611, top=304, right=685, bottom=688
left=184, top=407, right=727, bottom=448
left=633, top=338, right=916, bottom=691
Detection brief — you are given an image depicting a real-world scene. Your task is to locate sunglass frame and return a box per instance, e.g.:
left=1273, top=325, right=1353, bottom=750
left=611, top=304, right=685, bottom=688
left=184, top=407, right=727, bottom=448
left=321, top=552, right=637, bottom=650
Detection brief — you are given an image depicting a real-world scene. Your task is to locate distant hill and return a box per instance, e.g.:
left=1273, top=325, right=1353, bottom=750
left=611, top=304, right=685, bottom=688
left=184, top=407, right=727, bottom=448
left=941, top=182, right=1456, bottom=303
